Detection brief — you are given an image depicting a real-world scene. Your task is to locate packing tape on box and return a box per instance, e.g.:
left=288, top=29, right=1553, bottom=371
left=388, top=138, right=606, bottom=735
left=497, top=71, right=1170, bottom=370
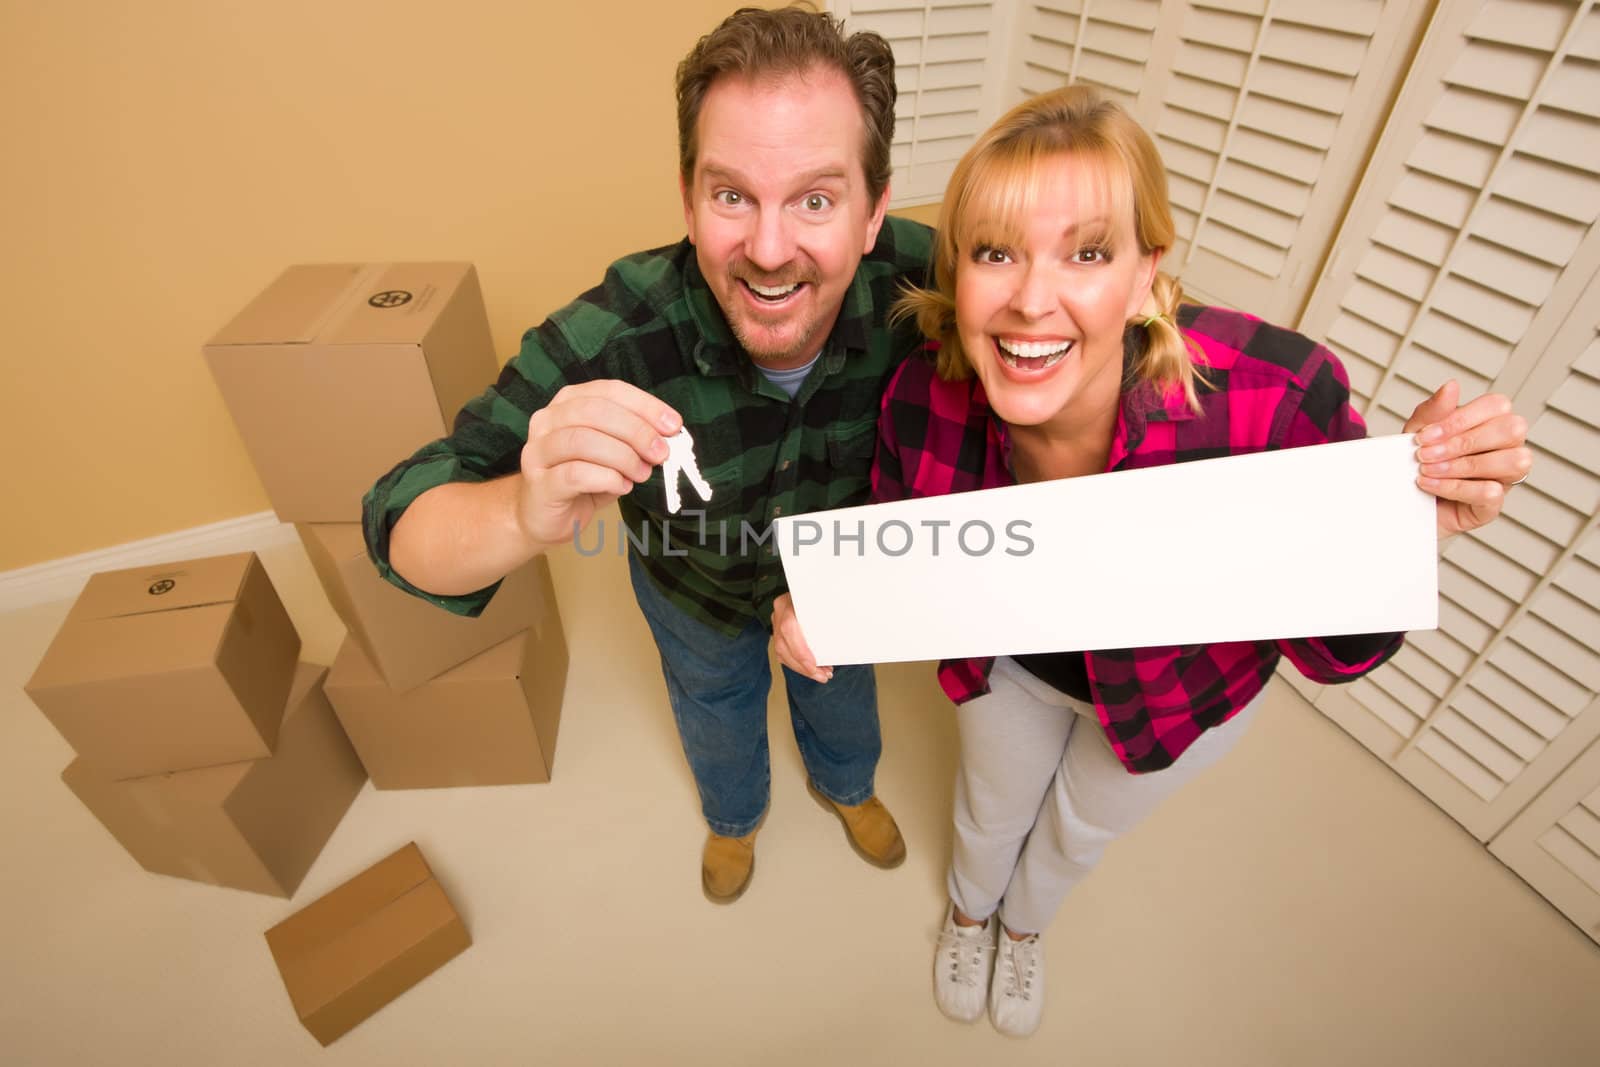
left=129, top=785, right=175, bottom=828
left=179, top=855, right=220, bottom=885
left=124, top=785, right=219, bottom=885
left=313, top=262, right=392, bottom=340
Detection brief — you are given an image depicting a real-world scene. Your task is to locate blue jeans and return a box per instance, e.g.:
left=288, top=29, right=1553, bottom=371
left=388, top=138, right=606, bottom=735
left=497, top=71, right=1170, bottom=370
left=628, top=551, right=881, bottom=837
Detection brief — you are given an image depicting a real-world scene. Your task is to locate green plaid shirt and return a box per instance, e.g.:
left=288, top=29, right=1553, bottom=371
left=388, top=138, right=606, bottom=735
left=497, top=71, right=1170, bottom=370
left=363, top=215, right=933, bottom=635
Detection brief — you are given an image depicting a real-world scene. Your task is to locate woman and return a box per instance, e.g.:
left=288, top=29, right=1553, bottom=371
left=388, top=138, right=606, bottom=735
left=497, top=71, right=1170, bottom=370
left=773, top=85, right=1530, bottom=1037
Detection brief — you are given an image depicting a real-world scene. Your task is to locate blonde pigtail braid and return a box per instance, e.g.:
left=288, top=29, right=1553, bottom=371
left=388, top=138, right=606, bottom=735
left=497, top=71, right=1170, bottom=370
left=1134, top=272, right=1209, bottom=414
left=891, top=283, right=972, bottom=381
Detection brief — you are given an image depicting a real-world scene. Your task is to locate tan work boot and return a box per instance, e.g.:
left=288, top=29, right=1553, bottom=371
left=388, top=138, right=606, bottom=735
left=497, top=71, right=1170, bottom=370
left=701, top=830, right=757, bottom=904
left=807, top=780, right=907, bottom=869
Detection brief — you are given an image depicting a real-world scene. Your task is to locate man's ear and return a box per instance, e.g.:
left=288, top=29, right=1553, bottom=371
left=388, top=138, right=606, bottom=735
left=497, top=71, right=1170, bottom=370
left=862, top=184, right=891, bottom=253
left=680, top=172, right=696, bottom=243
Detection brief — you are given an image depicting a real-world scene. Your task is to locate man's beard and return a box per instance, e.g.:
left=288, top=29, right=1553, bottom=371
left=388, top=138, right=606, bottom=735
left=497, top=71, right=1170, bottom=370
left=728, top=306, right=821, bottom=365
left=725, top=262, right=822, bottom=365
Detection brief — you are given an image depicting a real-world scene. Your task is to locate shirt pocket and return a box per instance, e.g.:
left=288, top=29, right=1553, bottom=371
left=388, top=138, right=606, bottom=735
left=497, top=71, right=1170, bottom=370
left=823, top=418, right=879, bottom=505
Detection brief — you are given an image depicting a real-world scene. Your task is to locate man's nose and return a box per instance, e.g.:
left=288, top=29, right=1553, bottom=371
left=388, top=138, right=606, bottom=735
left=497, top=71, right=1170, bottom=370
left=746, top=207, right=797, bottom=271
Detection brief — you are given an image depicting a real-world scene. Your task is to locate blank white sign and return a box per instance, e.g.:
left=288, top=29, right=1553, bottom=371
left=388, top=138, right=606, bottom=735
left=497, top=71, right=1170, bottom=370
left=775, top=434, right=1439, bottom=666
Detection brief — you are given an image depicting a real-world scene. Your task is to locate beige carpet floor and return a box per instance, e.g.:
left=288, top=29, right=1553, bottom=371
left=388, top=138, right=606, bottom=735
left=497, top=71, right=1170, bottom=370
left=4, top=522, right=1598, bottom=1065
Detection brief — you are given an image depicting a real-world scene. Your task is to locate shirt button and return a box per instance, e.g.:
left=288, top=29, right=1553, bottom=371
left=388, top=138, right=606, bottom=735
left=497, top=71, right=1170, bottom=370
left=780, top=459, right=792, bottom=471
left=772, top=506, right=783, bottom=517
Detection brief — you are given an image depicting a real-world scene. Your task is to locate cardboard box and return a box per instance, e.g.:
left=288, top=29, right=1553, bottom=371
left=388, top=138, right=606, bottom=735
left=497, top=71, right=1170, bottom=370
left=61, top=663, right=367, bottom=897
left=324, top=610, right=567, bottom=789
left=298, top=522, right=552, bottom=693
left=27, top=551, right=300, bottom=779
left=203, top=262, right=498, bottom=522
left=265, top=841, right=470, bottom=1046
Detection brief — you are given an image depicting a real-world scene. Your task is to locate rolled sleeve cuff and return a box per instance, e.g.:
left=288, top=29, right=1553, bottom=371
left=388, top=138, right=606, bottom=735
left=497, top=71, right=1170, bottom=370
left=361, top=454, right=502, bottom=619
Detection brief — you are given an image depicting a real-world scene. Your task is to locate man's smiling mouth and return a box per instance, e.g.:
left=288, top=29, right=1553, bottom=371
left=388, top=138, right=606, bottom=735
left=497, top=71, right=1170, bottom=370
left=742, top=279, right=804, bottom=303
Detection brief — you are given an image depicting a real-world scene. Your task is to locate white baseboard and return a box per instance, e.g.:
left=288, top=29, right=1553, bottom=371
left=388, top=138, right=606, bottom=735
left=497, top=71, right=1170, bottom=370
left=0, top=512, right=298, bottom=612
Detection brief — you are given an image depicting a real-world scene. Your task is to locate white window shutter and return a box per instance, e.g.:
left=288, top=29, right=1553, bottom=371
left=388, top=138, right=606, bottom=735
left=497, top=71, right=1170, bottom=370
left=1301, top=0, right=1600, bottom=433
left=1490, top=727, right=1600, bottom=948
left=1005, top=1, right=1429, bottom=323
left=1294, top=0, right=1600, bottom=844
left=1012, top=0, right=1175, bottom=120
left=832, top=1, right=1017, bottom=206
left=1149, top=0, right=1431, bottom=321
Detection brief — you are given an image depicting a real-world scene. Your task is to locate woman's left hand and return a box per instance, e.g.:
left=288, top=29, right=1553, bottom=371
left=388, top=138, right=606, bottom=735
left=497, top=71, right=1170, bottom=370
left=1404, top=380, right=1533, bottom=540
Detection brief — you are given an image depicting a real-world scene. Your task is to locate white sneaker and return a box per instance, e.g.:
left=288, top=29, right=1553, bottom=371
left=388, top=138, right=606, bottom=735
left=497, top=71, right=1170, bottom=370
left=989, top=928, right=1045, bottom=1037
left=933, top=903, right=996, bottom=1023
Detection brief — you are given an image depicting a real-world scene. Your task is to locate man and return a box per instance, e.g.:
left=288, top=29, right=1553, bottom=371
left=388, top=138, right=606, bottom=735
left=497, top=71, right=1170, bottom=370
left=362, top=4, right=932, bottom=903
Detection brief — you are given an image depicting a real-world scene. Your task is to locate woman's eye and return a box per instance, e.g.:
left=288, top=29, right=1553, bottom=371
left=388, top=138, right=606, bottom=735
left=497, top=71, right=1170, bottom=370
left=1074, top=247, right=1107, bottom=264
left=973, top=246, right=1011, bottom=264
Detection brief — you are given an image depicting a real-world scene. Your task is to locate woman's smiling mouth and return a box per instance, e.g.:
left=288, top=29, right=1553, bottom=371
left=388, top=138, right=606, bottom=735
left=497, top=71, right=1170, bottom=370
left=996, top=337, right=1073, bottom=370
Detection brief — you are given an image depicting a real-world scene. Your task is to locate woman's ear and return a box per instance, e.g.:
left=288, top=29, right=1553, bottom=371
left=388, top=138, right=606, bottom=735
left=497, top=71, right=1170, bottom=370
left=1126, top=247, right=1165, bottom=320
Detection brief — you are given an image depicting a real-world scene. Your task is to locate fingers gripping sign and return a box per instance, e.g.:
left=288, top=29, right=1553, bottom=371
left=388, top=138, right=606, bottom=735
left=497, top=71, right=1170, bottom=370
left=1404, top=379, right=1533, bottom=540
left=772, top=592, right=833, bottom=684
left=663, top=428, right=714, bottom=514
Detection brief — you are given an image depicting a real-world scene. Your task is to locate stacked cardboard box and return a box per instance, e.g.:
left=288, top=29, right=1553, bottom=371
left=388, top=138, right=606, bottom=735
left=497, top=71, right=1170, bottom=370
left=26, top=552, right=366, bottom=897
left=203, top=262, right=568, bottom=789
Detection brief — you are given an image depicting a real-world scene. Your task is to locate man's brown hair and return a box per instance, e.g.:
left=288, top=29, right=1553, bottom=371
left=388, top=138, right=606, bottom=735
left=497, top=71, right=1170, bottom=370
left=676, top=3, right=897, bottom=204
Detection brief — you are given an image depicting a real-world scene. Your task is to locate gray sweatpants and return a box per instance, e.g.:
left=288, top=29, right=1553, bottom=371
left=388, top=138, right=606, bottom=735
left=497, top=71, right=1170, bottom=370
left=949, top=656, right=1264, bottom=935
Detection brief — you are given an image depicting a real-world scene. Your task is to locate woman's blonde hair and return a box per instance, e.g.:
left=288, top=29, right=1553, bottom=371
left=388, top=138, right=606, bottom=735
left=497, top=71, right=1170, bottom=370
left=896, top=85, right=1206, bottom=411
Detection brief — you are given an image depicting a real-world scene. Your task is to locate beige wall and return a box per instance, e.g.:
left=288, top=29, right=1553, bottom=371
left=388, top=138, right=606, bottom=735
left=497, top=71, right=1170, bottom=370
left=1, top=0, right=937, bottom=572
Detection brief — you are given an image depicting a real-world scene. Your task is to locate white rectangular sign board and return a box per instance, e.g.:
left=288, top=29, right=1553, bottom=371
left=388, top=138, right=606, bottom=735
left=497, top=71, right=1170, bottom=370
left=775, top=435, right=1438, bottom=666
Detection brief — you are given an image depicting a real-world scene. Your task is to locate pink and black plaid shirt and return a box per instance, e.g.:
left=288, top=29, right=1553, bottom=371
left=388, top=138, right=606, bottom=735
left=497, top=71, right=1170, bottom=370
left=872, top=304, right=1405, bottom=774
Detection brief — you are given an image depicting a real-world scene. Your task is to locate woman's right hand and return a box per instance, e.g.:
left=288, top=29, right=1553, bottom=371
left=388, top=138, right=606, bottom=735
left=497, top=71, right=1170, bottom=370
left=773, top=593, right=833, bottom=684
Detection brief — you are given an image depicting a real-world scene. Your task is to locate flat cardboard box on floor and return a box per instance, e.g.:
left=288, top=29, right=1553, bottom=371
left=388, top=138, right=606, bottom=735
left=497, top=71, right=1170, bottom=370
left=298, top=523, right=552, bottom=694
left=203, top=261, right=498, bottom=523
left=61, top=663, right=367, bottom=897
left=265, top=841, right=470, bottom=1046
left=26, top=551, right=300, bottom=779
left=323, top=608, right=567, bottom=789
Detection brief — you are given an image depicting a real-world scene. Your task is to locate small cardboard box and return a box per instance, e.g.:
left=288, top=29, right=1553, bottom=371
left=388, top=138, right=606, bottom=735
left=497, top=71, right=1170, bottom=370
left=61, top=663, right=367, bottom=897
left=27, top=551, right=300, bottom=779
left=298, top=522, right=552, bottom=694
left=324, top=611, right=567, bottom=789
left=203, top=262, right=498, bottom=523
left=265, top=841, right=470, bottom=1046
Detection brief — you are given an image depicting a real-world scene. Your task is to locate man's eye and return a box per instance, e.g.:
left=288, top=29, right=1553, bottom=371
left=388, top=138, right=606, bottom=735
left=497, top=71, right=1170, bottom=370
left=803, top=194, right=832, bottom=211
left=716, top=190, right=743, bottom=206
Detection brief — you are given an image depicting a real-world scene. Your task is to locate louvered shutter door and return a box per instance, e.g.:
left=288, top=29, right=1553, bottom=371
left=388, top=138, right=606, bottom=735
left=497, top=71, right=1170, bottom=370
left=1291, top=0, right=1600, bottom=844
left=1490, top=728, right=1600, bottom=947
left=1013, top=1, right=1171, bottom=118
left=833, top=1, right=1014, bottom=206
left=1150, top=0, right=1429, bottom=320
left=1007, top=1, right=1428, bottom=322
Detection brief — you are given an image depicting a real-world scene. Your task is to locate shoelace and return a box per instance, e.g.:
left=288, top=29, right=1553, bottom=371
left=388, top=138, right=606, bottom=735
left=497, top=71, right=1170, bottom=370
left=996, top=935, right=1040, bottom=1002
left=935, top=927, right=996, bottom=988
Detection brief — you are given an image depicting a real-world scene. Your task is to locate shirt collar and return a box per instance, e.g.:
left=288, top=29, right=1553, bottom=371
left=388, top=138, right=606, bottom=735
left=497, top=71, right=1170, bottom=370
left=1110, top=339, right=1202, bottom=465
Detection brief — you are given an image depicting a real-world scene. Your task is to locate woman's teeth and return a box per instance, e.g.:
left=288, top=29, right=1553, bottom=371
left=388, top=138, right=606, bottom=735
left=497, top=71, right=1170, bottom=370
left=997, top=338, right=1072, bottom=369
